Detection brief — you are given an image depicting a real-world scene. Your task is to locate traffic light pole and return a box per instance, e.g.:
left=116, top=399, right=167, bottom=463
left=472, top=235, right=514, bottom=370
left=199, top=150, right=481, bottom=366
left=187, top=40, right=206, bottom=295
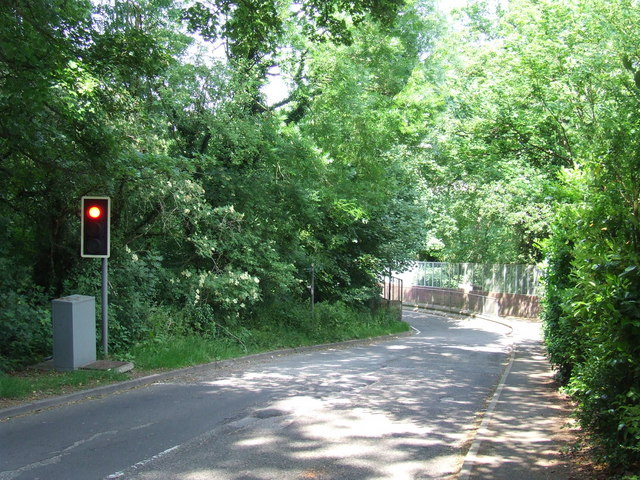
left=101, top=258, right=108, bottom=356
left=80, top=196, right=110, bottom=356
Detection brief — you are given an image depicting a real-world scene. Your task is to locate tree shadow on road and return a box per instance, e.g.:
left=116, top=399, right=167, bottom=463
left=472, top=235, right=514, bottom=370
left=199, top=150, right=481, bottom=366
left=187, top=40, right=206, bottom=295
left=116, top=312, right=514, bottom=479
left=465, top=332, right=581, bottom=480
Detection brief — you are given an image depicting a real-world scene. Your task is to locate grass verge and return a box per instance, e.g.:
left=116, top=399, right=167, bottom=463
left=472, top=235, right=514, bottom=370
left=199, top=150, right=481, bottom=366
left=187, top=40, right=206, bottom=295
left=1, top=303, right=408, bottom=408
left=1, top=370, right=128, bottom=404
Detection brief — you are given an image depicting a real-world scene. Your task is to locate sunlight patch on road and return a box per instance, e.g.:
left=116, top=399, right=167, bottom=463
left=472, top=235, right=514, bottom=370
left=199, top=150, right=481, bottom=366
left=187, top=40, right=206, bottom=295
left=238, top=395, right=457, bottom=479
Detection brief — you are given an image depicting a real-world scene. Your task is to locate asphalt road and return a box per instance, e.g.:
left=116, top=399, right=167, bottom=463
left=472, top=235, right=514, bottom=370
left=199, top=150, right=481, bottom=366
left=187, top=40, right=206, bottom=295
left=0, top=310, right=513, bottom=480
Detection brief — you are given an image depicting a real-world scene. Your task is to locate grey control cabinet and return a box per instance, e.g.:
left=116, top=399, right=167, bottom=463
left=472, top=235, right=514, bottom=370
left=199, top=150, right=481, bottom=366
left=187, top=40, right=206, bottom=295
left=52, top=295, right=96, bottom=371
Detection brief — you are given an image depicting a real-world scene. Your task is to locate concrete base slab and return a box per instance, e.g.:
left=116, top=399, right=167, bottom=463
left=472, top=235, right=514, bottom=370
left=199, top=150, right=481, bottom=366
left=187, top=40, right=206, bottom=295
left=31, top=359, right=134, bottom=373
left=81, top=360, right=134, bottom=373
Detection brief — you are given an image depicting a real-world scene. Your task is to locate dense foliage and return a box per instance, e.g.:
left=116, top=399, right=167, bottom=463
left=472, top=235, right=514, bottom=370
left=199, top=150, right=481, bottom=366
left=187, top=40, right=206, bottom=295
left=427, top=0, right=640, bottom=470
left=532, top=2, right=640, bottom=469
left=1, top=0, right=435, bottom=370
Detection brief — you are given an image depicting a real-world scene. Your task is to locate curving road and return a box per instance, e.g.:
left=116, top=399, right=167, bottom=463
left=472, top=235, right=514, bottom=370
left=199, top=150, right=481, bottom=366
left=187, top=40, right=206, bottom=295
left=1, top=310, right=513, bottom=480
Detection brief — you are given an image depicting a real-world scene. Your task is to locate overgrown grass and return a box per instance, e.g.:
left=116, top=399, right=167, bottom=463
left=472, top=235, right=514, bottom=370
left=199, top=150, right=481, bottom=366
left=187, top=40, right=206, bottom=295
left=129, top=336, right=253, bottom=370
left=129, top=301, right=408, bottom=370
left=0, top=370, right=128, bottom=400
left=1, top=302, right=408, bottom=403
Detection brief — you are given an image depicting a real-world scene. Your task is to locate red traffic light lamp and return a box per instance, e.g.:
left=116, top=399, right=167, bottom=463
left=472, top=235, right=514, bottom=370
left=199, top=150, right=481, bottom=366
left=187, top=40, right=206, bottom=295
left=87, top=206, right=103, bottom=219
left=81, top=197, right=110, bottom=258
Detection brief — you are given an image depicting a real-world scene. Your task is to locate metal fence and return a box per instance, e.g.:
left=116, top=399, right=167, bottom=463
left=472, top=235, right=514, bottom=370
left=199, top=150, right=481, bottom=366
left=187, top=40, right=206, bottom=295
left=406, top=262, right=542, bottom=296
left=382, top=276, right=404, bottom=303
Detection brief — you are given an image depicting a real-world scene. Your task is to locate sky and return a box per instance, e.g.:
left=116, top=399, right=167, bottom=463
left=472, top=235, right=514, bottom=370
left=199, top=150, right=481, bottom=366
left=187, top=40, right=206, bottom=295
left=438, top=0, right=469, bottom=13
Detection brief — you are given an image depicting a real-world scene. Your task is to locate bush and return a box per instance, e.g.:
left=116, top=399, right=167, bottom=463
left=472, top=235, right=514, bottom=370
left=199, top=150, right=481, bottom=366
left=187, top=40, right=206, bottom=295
left=539, top=213, right=580, bottom=383
left=0, top=258, right=51, bottom=372
left=64, top=249, right=167, bottom=353
left=542, top=180, right=640, bottom=470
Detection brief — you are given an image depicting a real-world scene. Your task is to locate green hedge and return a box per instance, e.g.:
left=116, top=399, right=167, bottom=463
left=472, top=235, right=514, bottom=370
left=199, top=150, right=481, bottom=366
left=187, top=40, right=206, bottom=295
left=542, top=184, right=640, bottom=470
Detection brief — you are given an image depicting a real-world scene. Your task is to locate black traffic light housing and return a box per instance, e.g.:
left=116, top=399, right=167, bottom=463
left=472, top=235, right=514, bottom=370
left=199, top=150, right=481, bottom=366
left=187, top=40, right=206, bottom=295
left=81, top=196, right=110, bottom=258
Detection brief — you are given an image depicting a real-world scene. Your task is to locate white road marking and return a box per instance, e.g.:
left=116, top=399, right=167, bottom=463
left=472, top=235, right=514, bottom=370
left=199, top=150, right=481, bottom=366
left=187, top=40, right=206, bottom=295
left=104, top=445, right=181, bottom=479
left=457, top=345, right=517, bottom=480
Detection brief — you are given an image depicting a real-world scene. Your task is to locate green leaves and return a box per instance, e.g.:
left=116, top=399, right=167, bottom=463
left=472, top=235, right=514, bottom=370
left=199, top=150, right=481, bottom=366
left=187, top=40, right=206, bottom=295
left=525, top=0, right=640, bottom=466
left=182, top=0, right=406, bottom=62
left=0, top=0, right=434, bottom=373
left=413, top=1, right=640, bottom=464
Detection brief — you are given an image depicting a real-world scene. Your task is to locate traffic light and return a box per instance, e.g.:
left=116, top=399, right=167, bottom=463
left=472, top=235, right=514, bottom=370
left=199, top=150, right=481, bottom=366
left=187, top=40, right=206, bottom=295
left=81, top=197, right=110, bottom=258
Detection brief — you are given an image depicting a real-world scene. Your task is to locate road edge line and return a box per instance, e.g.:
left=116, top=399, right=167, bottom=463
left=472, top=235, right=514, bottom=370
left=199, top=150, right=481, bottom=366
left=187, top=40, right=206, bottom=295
left=457, top=343, right=517, bottom=480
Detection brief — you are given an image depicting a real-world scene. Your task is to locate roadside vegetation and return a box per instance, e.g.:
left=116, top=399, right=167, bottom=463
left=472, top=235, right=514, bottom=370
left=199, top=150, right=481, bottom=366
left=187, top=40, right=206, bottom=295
left=1, top=301, right=405, bottom=401
left=0, top=370, right=129, bottom=403
left=1, top=0, right=430, bottom=374
left=1, top=0, right=639, bottom=474
left=433, top=1, right=640, bottom=475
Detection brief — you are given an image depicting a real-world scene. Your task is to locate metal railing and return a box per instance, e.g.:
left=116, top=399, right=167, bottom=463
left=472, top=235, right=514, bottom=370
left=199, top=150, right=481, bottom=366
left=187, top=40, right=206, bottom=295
left=382, top=276, right=404, bottom=303
left=406, top=262, right=542, bottom=296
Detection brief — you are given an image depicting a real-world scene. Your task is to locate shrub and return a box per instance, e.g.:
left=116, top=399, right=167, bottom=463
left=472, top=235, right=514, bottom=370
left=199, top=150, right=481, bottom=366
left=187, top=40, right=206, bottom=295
left=0, top=258, right=51, bottom=372
left=542, top=180, right=640, bottom=470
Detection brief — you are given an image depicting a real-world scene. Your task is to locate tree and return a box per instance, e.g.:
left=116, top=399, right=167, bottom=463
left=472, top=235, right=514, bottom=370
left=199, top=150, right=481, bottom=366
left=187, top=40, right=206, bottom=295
left=272, top=0, right=440, bottom=298
left=480, top=0, right=640, bottom=467
left=404, top=0, right=569, bottom=263
left=2, top=0, right=432, bottom=368
left=1, top=0, right=117, bottom=293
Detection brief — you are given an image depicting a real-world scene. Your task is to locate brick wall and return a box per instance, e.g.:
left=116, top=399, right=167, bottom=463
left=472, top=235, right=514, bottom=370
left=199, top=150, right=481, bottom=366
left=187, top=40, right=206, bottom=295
left=403, top=286, right=540, bottom=319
